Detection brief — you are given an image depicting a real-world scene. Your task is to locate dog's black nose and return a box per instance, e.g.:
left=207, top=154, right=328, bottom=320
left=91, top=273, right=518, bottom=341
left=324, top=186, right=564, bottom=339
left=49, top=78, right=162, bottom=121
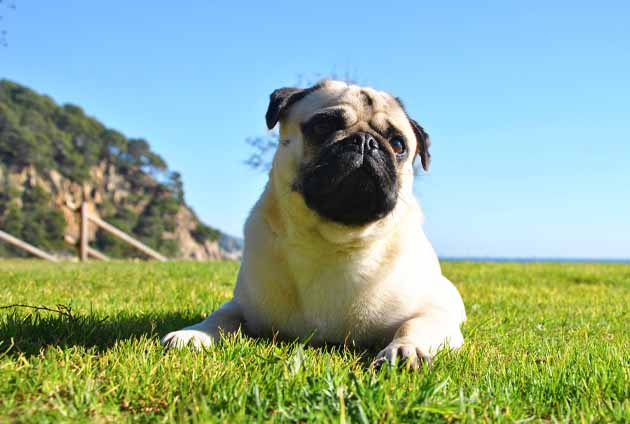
left=366, top=136, right=379, bottom=151
left=354, top=132, right=379, bottom=152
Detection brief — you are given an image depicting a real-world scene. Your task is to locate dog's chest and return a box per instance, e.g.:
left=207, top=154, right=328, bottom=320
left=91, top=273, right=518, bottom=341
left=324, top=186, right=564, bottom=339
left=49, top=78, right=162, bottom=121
left=244, top=247, right=415, bottom=345
left=293, top=265, right=372, bottom=339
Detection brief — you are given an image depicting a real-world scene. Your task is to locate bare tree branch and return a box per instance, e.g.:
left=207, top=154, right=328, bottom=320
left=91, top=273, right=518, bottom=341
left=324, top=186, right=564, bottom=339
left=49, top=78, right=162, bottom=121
left=0, top=303, right=77, bottom=320
left=245, top=71, right=360, bottom=170
left=0, top=0, right=16, bottom=47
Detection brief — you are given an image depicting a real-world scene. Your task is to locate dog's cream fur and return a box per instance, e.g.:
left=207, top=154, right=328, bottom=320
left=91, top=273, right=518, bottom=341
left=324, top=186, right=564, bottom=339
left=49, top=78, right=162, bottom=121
left=162, top=81, right=466, bottom=367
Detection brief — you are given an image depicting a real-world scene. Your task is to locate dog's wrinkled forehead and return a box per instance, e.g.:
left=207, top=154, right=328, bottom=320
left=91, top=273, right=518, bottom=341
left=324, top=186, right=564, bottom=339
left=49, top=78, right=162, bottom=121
left=266, top=80, right=432, bottom=171
left=287, top=81, right=408, bottom=126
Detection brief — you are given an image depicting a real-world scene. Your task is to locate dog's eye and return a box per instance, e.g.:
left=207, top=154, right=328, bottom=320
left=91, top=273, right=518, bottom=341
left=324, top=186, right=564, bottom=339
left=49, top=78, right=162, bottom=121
left=312, top=121, right=335, bottom=137
left=390, top=137, right=406, bottom=155
left=303, top=111, right=347, bottom=140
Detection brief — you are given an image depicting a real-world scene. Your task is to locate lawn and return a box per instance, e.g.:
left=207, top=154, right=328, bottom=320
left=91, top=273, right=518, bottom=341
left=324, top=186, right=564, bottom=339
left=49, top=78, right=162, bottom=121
left=0, top=260, right=628, bottom=422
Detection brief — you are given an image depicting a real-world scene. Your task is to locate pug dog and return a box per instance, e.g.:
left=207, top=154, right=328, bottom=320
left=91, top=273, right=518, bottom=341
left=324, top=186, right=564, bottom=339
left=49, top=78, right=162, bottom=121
left=162, top=80, right=466, bottom=368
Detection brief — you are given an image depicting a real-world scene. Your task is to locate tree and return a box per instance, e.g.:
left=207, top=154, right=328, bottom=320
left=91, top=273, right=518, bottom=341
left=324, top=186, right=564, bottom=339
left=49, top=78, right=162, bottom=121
left=245, top=133, right=278, bottom=172
left=0, top=199, right=24, bottom=256
left=0, top=184, right=65, bottom=256
left=168, top=171, right=184, bottom=202
left=20, top=185, right=66, bottom=250
left=131, top=187, right=180, bottom=257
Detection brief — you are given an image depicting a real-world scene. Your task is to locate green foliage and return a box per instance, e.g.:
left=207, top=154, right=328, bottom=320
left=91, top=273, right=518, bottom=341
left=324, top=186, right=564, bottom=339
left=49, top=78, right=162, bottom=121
left=133, top=187, right=180, bottom=257
left=0, top=184, right=66, bottom=255
left=192, top=222, right=221, bottom=243
left=167, top=171, right=184, bottom=203
left=0, top=261, right=628, bottom=422
left=20, top=186, right=66, bottom=249
left=94, top=206, right=139, bottom=258
left=0, top=199, right=22, bottom=257
left=0, top=79, right=223, bottom=257
left=0, top=80, right=170, bottom=182
left=189, top=204, right=221, bottom=243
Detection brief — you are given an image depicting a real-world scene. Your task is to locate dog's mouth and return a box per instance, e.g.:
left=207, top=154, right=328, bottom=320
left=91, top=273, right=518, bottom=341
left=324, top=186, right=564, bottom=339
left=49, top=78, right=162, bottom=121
left=296, top=133, right=398, bottom=226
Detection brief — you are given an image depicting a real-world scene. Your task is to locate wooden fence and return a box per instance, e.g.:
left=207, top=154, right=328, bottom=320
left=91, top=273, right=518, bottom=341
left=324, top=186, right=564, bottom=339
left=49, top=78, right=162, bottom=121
left=0, top=202, right=167, bottom=262
left=0, top=230, right=59, bottom=262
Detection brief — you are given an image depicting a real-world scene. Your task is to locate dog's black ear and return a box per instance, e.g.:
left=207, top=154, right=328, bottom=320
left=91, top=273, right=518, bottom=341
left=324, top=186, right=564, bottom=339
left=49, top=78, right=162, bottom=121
left=409, top=118, right=431, bottom=171
left=265, top=87, right=304, bottom=130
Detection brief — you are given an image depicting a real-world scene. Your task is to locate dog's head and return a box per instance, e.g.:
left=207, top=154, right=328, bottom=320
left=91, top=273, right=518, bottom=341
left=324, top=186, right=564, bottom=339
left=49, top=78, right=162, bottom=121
left=266, top=80, right=430, bottom=228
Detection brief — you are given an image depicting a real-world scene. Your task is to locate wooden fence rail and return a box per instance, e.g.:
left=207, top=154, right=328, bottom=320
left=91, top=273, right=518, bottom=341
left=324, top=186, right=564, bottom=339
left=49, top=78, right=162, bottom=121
left=79, top=202, right=167, bottom=262
left=0, top=230, right=59, bottom=262
left=64, top=235, right=110, bottom=261
left=1, top=202, right=168, bottom=262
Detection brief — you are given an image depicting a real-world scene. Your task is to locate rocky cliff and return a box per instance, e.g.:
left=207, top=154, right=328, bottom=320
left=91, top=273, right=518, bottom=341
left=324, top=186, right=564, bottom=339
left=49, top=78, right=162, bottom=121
left=0, top=163, right=241, bottom=260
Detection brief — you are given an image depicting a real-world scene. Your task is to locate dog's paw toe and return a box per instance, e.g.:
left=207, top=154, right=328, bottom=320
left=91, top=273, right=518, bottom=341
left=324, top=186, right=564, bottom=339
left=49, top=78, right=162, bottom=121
left=373, top=340, right=432, bottom=370
left=161, top=329, right=215, bottom=351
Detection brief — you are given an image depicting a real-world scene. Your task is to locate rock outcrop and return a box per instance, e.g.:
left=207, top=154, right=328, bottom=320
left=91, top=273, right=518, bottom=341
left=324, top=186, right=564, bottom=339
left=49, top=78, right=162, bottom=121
left=0, top=163, right=242, bottom=260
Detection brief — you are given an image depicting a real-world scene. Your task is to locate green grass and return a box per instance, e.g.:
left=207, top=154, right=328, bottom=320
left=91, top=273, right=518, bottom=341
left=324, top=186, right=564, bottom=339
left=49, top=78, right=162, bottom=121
left=0, top=260, right=628, bottom=423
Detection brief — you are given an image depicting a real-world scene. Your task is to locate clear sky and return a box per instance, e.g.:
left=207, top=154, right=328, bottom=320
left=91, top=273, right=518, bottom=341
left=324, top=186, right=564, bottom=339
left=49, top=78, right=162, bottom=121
left=2, top=1, right=629, bottom=259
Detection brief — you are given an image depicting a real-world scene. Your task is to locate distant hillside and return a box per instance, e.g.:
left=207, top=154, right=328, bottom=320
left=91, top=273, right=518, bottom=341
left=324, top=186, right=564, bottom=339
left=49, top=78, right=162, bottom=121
left=0, top=79, right=241, bottom=260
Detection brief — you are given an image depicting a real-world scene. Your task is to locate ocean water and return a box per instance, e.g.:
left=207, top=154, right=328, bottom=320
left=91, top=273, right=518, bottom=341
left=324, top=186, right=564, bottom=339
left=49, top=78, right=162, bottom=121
left=441, top=257, right=630, bottom=264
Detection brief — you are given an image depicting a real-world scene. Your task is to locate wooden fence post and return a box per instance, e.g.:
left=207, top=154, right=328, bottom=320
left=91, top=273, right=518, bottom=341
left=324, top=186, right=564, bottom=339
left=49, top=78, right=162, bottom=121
left=64, top=235, right=110, bottom=261
left=75, top=202, right=167, bottom=262
left=80, top=202, right=89, bottom=262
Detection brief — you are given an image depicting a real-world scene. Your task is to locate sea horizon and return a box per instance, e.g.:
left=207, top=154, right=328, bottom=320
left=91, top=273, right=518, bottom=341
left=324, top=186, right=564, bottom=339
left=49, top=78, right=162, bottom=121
left=441, top=256, right=630, bottom=264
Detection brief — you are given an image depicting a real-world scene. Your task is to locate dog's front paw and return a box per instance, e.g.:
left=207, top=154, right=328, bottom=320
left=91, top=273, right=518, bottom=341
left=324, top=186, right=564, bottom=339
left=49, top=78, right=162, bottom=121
left=373, top=338, right=432, bottom=370
left=161, top=329, right=216, bottom=351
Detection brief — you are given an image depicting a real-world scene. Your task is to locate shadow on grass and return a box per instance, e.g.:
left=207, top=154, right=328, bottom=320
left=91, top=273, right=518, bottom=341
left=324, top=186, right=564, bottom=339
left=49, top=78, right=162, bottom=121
left=0, top=306, right=202, bottom=357
left=0, top=306, right=381, bottom=367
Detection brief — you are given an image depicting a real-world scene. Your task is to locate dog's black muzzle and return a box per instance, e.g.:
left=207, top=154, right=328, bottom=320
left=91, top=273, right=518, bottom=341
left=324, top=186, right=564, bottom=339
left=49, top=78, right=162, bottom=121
left=298, top=132, right=398, bottom=226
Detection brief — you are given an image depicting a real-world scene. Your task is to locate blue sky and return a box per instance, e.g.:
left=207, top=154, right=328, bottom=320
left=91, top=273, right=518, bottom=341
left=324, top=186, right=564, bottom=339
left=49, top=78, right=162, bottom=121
left=2, top=1, right=629, bottom=259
